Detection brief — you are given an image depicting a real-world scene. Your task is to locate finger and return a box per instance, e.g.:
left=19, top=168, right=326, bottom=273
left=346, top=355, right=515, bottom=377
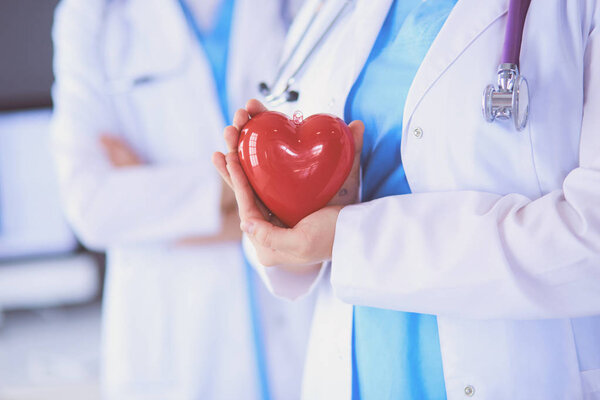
left=224, top=126, right=240, bottom=153
left=348, top=120, right=364, bottom=175
left=99, top=134, right=113, bottom=148
left=241, top=218, right=304, bottom=255
left=121, top=149, right=141, bottom=166
left=223, top=148, right=274, bottom=221
left=113, top=147, right=129, bottom=165
left=220, top=181, right=238, bottom=213
left=99, top=138, right=115, bottom=154
left=99, top=134, right=121, bottom=155
left=233, top=108, right=250, bottom=130
left=212, top=152, right=233, bottom=188
left=348, top=120, right=365, bottom=155
left=327, top=122, right=363, bottom=207
left=99, top=133, right=120, bottom=143
left=225, top=152, right=265, bottom=221
left=100, top=138, right=130, bottom=166
left=99, top=134, right=128, bottom=150
left=100, top=134, right=142, bottom=166
left=246, top=99, right=268, bottom=117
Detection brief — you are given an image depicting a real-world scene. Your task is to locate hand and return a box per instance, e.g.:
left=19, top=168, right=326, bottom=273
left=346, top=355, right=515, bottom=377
left=99, top=134, right=143, bottom=167
left=212, top=99, right=364, bottom=266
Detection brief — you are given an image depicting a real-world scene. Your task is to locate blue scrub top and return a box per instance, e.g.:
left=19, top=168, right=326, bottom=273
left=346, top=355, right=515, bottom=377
left=345, top=0, right=457, bottom=399
left=179, top=0, right=235, bottom=123
left=179, top=2, right=272, bottom=400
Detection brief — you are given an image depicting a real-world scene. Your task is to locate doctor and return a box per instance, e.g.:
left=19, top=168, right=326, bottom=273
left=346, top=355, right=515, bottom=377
left=215, top=0, right=600, bottom=399
left=51, top=0, right=314, bottom=399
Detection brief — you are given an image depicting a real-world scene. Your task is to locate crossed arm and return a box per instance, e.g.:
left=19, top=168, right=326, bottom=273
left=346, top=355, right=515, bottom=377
left=99, top=133, right=242, bottom=246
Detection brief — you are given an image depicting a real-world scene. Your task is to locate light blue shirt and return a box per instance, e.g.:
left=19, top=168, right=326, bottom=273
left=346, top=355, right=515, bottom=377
left=345, top=0, right=457, bottom=398
left=179, top=0, right=234, bottom=122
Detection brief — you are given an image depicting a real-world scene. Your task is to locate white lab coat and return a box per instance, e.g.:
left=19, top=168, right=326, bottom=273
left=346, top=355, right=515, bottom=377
left=51, top=0, right=314, bottom=399
left=245, top=0, right=600, bottom=399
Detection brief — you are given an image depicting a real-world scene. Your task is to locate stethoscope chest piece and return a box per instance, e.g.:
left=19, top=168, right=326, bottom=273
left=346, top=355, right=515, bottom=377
left=483, top=63, right=529, bottom=131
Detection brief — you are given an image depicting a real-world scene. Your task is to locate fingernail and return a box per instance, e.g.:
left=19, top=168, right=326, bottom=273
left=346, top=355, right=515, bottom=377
left=241, top=221, right=255, bottom=235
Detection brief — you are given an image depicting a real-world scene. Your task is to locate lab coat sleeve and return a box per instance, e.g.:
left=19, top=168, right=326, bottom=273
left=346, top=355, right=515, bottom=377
left=242, top=234, right=327, bottom=301
left=331, top=19, right=600, bottom=320
left=51, top=0, right=221, bottom=251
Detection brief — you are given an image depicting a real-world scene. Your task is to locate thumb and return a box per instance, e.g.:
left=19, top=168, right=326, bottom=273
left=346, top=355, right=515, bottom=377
left=246, top=98, right=269, bottom=117
left=348, top=120, right=364, bottom=155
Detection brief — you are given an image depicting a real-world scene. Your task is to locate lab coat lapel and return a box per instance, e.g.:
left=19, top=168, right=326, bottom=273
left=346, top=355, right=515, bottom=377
left=123, top=0, right=279, bottom=119
left=338, top=0, right=394, bottom=112
left=229, top=0, right=306, bottom=118
left=403, top=0, right=508, bottom=128
left=111, top=0, right=189, bottom=81
left=284, top=0, right=392, bottom=118
left=227, top=0, right=286, bottom=113
left=107, top=0, right=227, bottom=157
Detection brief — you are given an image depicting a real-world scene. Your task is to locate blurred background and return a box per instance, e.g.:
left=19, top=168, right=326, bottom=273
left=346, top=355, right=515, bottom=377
left=0, top=1, right=103, bottom=398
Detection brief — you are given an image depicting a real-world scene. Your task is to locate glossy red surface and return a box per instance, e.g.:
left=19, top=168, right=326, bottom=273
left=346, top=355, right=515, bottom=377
left=238, top=111, right=355, bottom=227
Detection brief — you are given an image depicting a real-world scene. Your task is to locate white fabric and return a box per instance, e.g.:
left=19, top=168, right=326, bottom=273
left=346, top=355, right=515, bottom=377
left=246, top=0, right=600, bottom=399
left=51, top=0, right=314, bottom=399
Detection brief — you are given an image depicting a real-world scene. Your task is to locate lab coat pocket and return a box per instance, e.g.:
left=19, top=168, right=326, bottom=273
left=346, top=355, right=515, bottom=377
left=582, top=369, right=600, bottom=399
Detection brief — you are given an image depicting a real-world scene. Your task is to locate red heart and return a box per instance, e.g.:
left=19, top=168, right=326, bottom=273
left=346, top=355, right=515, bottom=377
left=238, top=111, right=355, bottom=227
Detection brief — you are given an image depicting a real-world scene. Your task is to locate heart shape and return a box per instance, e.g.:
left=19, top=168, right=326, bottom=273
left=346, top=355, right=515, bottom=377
left=238, top=111, right=354, bottom=227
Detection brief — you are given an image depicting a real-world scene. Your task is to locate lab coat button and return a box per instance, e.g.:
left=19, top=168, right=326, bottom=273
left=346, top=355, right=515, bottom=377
left=413, top=127, right=423, bottom=139
left=464, top=385, right=475, bottom=397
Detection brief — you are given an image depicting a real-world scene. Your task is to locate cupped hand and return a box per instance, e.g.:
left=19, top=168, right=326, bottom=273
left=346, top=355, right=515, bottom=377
left=212, top=99, right=364, bottom=266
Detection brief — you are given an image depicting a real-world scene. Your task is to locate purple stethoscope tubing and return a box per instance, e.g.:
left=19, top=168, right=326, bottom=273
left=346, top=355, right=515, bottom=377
left=502, top=0, right=532, bottom=66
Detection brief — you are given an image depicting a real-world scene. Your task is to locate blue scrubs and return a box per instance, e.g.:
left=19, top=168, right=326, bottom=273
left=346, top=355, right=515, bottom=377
left=179, top=0, right=234, bottom=121
left=179, top=2, right=271, bottom=400
left=345, top=1, right=457, bottom=399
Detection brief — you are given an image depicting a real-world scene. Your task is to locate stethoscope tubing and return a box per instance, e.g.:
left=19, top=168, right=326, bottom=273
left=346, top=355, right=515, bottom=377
left=483, top=0, right=532, bottom=131
left=262, top=0, right=354, bottom=104
left=268, top=0, right=327, bottom=92
left=502, top=0, right=531, bottom=66
left=283, top=0, right=353, bottom=88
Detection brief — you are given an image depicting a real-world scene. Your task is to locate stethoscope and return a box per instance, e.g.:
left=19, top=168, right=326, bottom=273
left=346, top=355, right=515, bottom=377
left=260, top=0, right=532, bottom=132
left=258, top=0, right=354, bottom=106
left=482, top=0, right=531, bottom=131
